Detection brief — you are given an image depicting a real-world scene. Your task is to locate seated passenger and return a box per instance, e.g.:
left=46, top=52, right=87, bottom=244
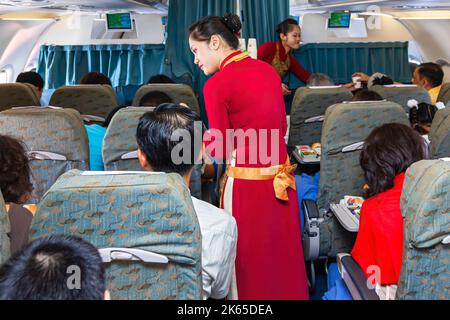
left=307, top=73, right=334, bottom=87
left=0, top=235, right=109, bottom=300
left=87, top=92, right=174, bottom=171
left=139, top=91, right=172, bottom=107
left=136, top=103, right=237, bottom=300
left=147, top=74, right=175, bottom=84
left=103, top=90, right=173, bottom=127
left=0, top=135, right=34, bottom=255
left=16, top=71, right=44, bottom=99
left=352, top=123, right=428, bottom=287
left=348, top=72, right=399, bottom=92
left=409, top=102, right=438, bottom=139
left=80, top=72, right=112, bottom=86
left=85, top=123, right=107, bottom=171
left=352, top=89, right=384, bottom=102
left=412, top=62, right=449, bottom=104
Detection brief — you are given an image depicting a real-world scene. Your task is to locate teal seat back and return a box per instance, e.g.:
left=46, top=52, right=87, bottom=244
left=102, top=106, right=202, bottom=198
left=0, top=83, right=41, bottom=111
left=31, top=170, right=202, bottom=300
left=0, top=107, right=89, bottom=203
left=397, top=160, right=450, bottom=300
left=371, top=85, right=431, bottom=112
left=103, top=107, right=154, bottom=171
left=288, top=86, right=352, bottom=147
left=49, top=85, right=118, bottom=120
left=132, top=84, right=200, bottom=114
left=430, top=108, right=450, bottom=159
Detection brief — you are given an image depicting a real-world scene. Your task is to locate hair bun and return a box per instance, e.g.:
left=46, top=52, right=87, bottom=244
left=223, top=13, right=242, bottom=33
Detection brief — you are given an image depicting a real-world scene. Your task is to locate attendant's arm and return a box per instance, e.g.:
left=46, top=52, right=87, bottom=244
left=257, top=42, right=276, bottom=64
left=203, top=81, right=233, bottom=162
left=290, top=56, right=311, bottom=83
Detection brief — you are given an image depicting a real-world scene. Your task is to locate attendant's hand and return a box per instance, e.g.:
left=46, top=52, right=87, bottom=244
left=351, top=72, right=370, bottom=82
left=282, top=83, right=292, bottom=96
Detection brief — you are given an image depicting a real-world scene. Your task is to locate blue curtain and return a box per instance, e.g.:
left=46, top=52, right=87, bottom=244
left=37, top=44, right=166, bottom=89
left=164, top=0, right=237, bottom=125
left=240, top=0, right=289, bottom=46
left=287, top=41, right=411, bottom=88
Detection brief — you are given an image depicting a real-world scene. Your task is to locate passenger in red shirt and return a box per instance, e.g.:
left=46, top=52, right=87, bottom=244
left=258, top=19, right=310, bottom=96
left=352, top=123, right=428, bottom=285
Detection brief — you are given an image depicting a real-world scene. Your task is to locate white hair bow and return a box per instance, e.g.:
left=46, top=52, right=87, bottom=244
left=407, top=99, right=419, bottom=109
left=436, top=102, right=446, bottom=110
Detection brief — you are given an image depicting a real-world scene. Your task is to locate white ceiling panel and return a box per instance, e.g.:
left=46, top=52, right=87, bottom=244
left=0, top=0, right=169, bottom=14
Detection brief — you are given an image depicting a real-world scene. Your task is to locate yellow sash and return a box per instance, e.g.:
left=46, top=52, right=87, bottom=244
left=226, top=158, right=297, bottom=201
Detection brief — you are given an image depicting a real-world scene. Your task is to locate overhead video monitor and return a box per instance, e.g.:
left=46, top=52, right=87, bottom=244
left=327, top=12, right=351, bottom=28
left=106, top=12, right=133, bottom=32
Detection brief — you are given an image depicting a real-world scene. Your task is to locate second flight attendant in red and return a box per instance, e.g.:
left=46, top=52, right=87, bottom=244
left=258, top=18, right=310, bottom=96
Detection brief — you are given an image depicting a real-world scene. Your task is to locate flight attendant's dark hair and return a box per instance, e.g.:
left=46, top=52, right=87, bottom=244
left=189, top=13, right=241, bottom=50
left=276, top=18, right=300, bottom=35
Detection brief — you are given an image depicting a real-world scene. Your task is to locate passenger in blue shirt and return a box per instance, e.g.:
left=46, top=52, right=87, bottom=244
left=85, top=124, right=107, bottom=171
left=85, top=91, right=174, bottom=171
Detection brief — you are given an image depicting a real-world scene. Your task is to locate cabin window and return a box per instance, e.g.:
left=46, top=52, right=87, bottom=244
left=0, top=65, right=13, bottom=84
left=408, top=41, right=423, bottom=65
left=0, top=70, right=8, bottom=84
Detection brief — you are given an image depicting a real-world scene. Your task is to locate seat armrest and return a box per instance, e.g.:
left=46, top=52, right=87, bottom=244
left=303, top=199, right=320, bottom=219
left=337, top=254, right=379, bottom=300
left=302, top=199, right=322, bottom=261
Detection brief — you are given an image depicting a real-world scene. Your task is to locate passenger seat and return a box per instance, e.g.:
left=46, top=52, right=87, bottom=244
left=31, top=169, right=203, bottom=300
left=430, top=107, right=450, bottom=158
left=370, top=84, right=431, bottom=112
left=0, top=83, right=41, bottom=111
left=132, top=84, right=200, bottom=114
left=103, top=107, right=203, bottom=199
left=288, top=86, right=352, bottom=147
left=0, top=107, right=89, bottom=203
left=49, top=85, right=118, bottom=123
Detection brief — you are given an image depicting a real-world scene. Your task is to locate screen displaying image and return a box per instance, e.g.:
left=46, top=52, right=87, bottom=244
left=106, top=13, right=133, bottom=30
left=328, top=12, right=351, bottom=28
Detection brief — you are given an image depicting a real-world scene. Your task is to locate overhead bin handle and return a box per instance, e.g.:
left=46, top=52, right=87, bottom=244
left=99, top=248, right=169, bottom=264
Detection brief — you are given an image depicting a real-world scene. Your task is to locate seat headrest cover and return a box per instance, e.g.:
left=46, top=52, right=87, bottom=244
left=401, top=160, right=450, bottom=248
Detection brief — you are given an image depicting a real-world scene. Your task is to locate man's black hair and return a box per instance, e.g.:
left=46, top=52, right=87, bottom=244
left=136, top=103, right=204, bottom=176
left=16, top=71, right=44, bottom=91
left=139, top=91, right=173, bottom=106
left=0, top=235, right=106, bottom=300
left=417, top=62, right=444, bottom=88
left=147, top=74, right=175, bottom=84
